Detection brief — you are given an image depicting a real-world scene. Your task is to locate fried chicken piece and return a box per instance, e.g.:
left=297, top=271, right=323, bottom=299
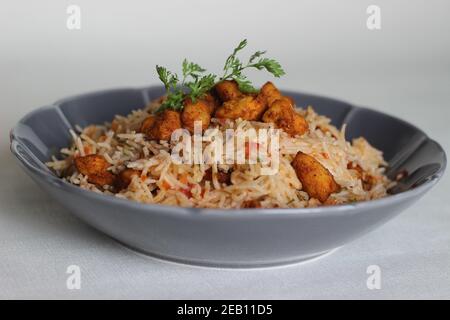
left=74, top=154, right=115, bottom=186
left=262, top=97, right=293, bottom=121
left=291, top=152, right=340, bottom=202
left=215, top=95, right=266, bottom=121
left=203, top=168, right=231, bottom=185
left=214, top=80, right=241, bottom=102
left=142, top=110, right=182, bottom=141
left=115, top=168, right=142, bottom=190
left=181, top=98, right=211, bottom=133
left=242, top=200, right=262, bottom=208
left=139, top=115, right=156, bottom=133
left=257, top=81, right=283, bottom=108
left=262, top=98, right=308, bottom=136
left=202, top=92, right=220, bottom=114
left=87, top=172, right=115, bottom=187
left=290, top=113, right=309, bottom=136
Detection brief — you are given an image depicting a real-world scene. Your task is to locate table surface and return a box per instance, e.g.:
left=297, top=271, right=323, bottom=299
left=1, top=0, right=449, bottom=299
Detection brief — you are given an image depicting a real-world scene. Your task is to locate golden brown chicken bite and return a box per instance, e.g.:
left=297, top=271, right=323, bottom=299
left=116, top=168, right=141, bottom=190
left=262, top=98, right=309, bottom=136
left=289, top=113, right=309, bottom=136
left=214, top=80, right=241, bottom=102
left=215, top=95, right=266, bottom=121
left=143, top=110, right=182, bottom=141
left=242, top=199, right=262, bottom=208
left=202, top=168, right=231, bottom=185
left=88, top=172, right=115, bottom=187
left=181, top=98, right=211, bottom=133
left=74, top=154, right=109, bottom=175
left=258, top=81, right=283, bottom=107
left=202, top=92, right=220, bottom=114
left=262, top=97, right=293, bottom=120
left=291, top=152, right=340, bottom=202
left=74, top=154, right=115, bottom=186
left=139, top=115, right=156, bottom=133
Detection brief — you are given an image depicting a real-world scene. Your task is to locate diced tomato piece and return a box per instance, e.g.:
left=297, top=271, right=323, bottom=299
left=161, top=180, right=171, bottom=190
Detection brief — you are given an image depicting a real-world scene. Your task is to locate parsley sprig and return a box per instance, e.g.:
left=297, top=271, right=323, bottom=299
left=154, top=39, right=285, bottom=112
left=220, top=39, right=285, bottom=93
left=156, top=60, right=216, bottom=112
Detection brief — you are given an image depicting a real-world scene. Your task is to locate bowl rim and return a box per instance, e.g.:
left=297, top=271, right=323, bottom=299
left=9, top=86, right=447, bottom=218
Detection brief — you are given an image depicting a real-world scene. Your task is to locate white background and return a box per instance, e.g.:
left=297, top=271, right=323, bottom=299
left=0, top=0, right=449, bottom=299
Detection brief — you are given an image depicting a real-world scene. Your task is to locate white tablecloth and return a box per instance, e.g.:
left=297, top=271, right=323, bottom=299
left=1, top=0, right=449, bottom=299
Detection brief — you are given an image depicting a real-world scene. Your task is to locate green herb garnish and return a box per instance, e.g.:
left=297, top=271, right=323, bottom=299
left=155, top=39, right=285, bottom=112
left=220, top=39, right=285, bottom=93
left=155, top=60, right=216, bottom=112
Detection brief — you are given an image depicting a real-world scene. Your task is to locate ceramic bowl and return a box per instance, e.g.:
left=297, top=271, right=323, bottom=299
left=10, top=86, right=446, bottom=267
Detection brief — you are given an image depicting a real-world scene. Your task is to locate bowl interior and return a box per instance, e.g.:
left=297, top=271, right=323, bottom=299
left=11, top=86, right=446, bottom=197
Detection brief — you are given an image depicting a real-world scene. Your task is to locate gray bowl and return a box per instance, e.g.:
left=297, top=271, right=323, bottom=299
left=10, top=86, right=446, bottom=268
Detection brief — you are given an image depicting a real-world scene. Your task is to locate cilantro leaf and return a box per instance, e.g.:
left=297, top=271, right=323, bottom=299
left=186, top=73, right=216, bottom=102
left=249, top=50, right=266, bottom=63
left=234, top=77, right=257, bottom=93
left=156, top=65, right=178, bottom=90
left=250, top=58, right=285, bottom=77
left=220, top=39, right=285, bottom=91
